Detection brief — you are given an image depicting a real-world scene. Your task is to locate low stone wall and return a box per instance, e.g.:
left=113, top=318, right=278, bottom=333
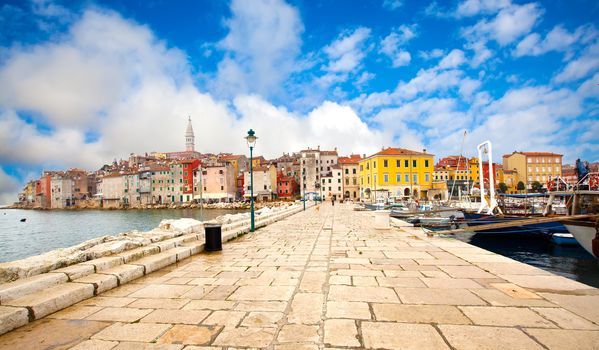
left=0, top=202, right=310, bottom=335
left=0, top=203, right=305, bottom=284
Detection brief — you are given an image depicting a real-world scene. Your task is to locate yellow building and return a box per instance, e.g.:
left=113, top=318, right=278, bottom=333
left=502, top=151, right=563, bottom=187
left=359, top=147, right=434, bottom=200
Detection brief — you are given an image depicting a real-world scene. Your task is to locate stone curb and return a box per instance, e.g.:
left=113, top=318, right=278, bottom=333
left=0, top=204, right=309, bottom=335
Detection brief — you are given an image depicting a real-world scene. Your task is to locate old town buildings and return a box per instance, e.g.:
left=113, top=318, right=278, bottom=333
left=16, top=117, right=586, bottom=208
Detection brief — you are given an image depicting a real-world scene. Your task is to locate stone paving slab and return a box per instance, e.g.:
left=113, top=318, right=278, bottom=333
left=1, top=203, right=599, bottom=349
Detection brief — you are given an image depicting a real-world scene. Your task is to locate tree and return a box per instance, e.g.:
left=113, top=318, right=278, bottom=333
left=517, top=181, right=526, bottom=193
left=498, top=182, right=508, bottom=193
left=531, top=181, right=543, bottom=193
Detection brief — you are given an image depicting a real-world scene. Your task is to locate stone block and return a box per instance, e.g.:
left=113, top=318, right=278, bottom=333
left=525, top=328, right=599, bottom=350
left=213, top=327, right=276, bottom=348
left=0, top=272, right=68, bottom=304
left=130, top=251, right=178, bottom=274
left=173, top=246, right=192, bottom=261
left=362, top=322, right=448, bottom=349
left=86, top=307, right=152, bottom=322
left=54, top=265, right=95, bottom=281
left=324, top=319, right=360, bottom=347
left=184, top=242, right=204, bottom=255
left=439, top=324, right=544, bottom=349
left=5, top=282, right=94, bottom=320
left=101, top=264, right=145, bottom=284
left=156, top=324, right=219, bottom=345
left=372, top=304, right=471, bottom=324
left=115, top=245, right=160, bottom=263
left=460, top=306, right=556, bottom=328
left=74, top=274, right=118, bottom=294
left=141, top=309, right=210, bottom=324
left=92, top=322, right=172, bottom=342
left=0, top=305, right=29, bottom=335
left=277, top=324, right=319, bottom=342
left=81, top=257, right=124, bottom=272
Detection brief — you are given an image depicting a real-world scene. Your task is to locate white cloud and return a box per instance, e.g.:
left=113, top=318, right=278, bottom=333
left=419, top=49, right=444, bottom=60
left=355, top=71, right=375, bottom=86
left=380, top=25, right=416, bottom=67
left=514, top=25, right=597, bottom=57
left=554, top=41, right=599, bottom=83
left=211, top=0, right=304, bottom=99
left=0, top=167, right=19, bottom=205
left=382, top=0, right=403, bottom=11
left=455, top=0, right=511, bottom=17
left=465, top=39, right=493, bottom=67
left=462, top=3, right=542, bottom=46
left=324, top=27, right=371, bottom=73
left=0, top=8, right=389, bottom=195
left=438, top=49, right=465, bottom=69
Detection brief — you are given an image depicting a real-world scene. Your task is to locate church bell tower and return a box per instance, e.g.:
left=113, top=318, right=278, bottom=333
left=185, top=116, right=195, bottom=152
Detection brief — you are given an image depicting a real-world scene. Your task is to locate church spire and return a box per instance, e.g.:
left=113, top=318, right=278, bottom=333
left=185, top=116, right=195, bottom=152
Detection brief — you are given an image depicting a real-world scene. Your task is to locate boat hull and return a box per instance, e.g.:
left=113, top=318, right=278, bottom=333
left=463, top=212, right=569, bottom=235
left=563, top=221, right=598, bottom=258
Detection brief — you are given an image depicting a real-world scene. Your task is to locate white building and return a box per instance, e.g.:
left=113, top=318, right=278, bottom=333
left=50, top=175, right=73, bottom=208
left=243, top=165, right=277, bottom=201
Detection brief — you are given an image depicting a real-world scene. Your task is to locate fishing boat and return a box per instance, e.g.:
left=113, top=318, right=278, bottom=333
left=561, top=220, right=598, bottom=257
left=462, top=211, right=569, bottom=235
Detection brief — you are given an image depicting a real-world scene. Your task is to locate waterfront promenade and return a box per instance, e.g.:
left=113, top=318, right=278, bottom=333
left=1, top=204, right=599, bottom=349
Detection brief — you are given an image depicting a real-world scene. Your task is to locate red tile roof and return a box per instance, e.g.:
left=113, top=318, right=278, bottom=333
left=504, top=151, right=563, bottom=157
left=338, top=155, right=362, bottom=164
left=370, top=147, right=433, bottom=157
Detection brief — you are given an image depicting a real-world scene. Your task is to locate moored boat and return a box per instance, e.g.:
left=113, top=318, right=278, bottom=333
left=550, top=232, right=579, bottom=246
left=562, top=220, right=598, bottom=258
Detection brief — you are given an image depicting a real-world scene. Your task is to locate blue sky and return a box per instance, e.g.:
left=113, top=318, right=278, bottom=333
left=0, top=0, right=598, bottom=203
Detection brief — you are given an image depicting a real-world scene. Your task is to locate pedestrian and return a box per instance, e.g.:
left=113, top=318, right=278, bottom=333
left=331, top=196, right=335, bottom=206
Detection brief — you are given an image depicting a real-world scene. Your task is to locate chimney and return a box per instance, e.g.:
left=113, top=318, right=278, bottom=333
left=423, top=149, right=427, bottom=153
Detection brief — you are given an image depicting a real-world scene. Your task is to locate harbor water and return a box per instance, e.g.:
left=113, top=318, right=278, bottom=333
left=0, top=208, right=246, bottom=262
left=453, top=232, right=599, bottom=288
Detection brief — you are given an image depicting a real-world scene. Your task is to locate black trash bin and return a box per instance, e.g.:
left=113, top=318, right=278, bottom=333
left=204, top=224, right=222, bottom=251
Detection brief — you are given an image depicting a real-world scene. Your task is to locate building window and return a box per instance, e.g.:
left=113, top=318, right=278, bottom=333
left=328, top=179, right=331, bottom=183
left=425, top=173, right=430, bottom=182
left=413, top=173, right=418, bottom=184
left=352, top=168, right=356, bottom=174
left=396, top=160, right=400, bottom=167
left=373, top=161, right=376, bottom=168
left=374, top=174, right=377, bottom=183
left=345, top=169, right=349, bottom=174
left=353, top=178, right=357, bottom=185
left=412, top=160, right=417, bottom=168
left=404, top=173, right=409, bottom=182
left=404, top=160, right=409, bottom=167
left=383, top=173, right=389, bottom=183
left=360, top=165, right=363, bottom=171
left=221, top=186, right=224, bottom=190
left=396, top=173, right=401, bottom=182
left=383, top=160, right=388, bottom=167
left=425, top=160, right=429, bottom=167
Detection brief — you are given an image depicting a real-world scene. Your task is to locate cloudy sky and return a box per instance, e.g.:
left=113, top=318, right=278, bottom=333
left=0, top=0, right=598, bottom=204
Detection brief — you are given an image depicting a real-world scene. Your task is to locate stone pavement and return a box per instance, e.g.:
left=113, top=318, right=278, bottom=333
left=1, top=203, right=599, bottom=349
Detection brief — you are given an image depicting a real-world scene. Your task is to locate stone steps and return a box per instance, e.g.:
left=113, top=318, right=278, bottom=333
left=0, top=204, right=306, bottom=335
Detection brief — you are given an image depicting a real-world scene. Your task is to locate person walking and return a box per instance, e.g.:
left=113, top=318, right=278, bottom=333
left=331, top=195, right=335, bottom=206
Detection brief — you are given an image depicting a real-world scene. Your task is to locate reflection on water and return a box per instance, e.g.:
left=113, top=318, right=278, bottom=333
left=0, top=208, right=246, bottom=262
left=453, top=232, right=599, bottom=288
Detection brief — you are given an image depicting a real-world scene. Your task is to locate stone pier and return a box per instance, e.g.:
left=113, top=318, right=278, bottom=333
left=1, top=203, right=598, bottom=349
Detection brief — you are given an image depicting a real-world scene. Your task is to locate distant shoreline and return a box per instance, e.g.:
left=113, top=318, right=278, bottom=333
left=3, top=201, right=295, bottom=211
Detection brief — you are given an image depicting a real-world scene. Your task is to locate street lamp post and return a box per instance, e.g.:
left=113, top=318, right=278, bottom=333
left=245, top=129, right=258, bottom=232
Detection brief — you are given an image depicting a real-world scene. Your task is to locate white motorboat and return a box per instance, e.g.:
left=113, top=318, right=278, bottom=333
left=562, top=220, right=598, bottom=258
